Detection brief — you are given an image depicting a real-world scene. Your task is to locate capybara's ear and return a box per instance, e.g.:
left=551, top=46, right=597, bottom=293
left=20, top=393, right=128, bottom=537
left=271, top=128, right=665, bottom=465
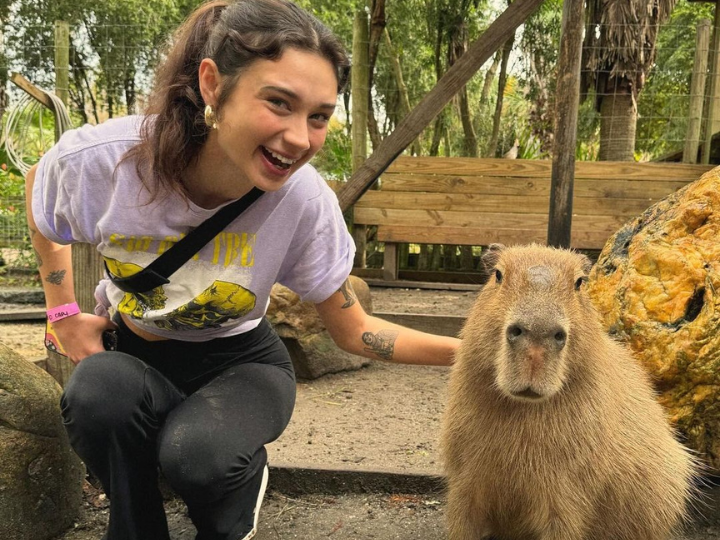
left=481, top=244, right=505, bottom=275
left=579, top=254, right=593, bottom=275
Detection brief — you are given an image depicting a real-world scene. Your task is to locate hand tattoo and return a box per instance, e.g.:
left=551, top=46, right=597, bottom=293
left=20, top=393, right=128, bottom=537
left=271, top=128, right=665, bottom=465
left=338, top=279, right=358, bottom=309
left=362, top=329, right=399, bottom=361
left=45, top=269, right=67, bottom=285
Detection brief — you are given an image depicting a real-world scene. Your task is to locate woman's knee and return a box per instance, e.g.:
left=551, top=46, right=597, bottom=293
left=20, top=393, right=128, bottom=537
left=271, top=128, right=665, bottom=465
left=61, top=352, right=148, bottom=429
left=159, top=423, right=262, bottom=501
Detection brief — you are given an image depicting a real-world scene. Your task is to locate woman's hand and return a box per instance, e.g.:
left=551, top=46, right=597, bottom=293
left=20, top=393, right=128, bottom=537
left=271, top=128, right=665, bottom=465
left=51, top=313, right=118, bottom=364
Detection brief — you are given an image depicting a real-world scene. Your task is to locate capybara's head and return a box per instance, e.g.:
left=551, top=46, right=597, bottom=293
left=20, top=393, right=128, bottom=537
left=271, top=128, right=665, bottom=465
left=468, top=244, right=594, bottom=402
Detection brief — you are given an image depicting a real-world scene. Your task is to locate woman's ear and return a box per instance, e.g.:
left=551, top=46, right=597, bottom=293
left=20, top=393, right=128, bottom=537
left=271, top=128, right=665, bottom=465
left=198, top=58, right=222, bottom=106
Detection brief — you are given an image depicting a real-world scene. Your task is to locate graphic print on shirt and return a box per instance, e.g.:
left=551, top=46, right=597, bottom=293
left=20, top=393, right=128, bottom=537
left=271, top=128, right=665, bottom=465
left=103, top=256, right=257, bottom=331
left=104, top=257, right=169, bottom=317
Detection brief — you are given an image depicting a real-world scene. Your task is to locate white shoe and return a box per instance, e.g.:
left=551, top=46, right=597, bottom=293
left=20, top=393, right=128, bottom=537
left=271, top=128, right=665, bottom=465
left=237, top=464, right=269, bottom=540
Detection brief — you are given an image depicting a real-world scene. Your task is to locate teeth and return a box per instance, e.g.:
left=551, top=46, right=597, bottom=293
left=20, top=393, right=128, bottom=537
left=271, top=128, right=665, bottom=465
left=268, top=148, right=297, bottom=165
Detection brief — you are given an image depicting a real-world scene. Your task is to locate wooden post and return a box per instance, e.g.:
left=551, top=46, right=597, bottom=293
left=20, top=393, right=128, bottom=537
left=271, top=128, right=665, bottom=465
left=685, top=19, right=711, bottom=163
left=702, top=1, right=720, bottom=164
left=53, top=21, right=69, bottom=141
left=44, top=22, right=77, bottom=385
left=57, top=21, right=105, bottom=385
left=337, top=0, right=545, bottom=211
left=351, top=11, right=369, bottom=269
left=547, top=0, right=584, bottom=248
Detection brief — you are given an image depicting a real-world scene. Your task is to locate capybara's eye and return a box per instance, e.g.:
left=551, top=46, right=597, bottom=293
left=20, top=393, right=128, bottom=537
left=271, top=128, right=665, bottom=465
left=575, top=276, right=588, bottom=290
left=495, top=269, right=503, bottom=283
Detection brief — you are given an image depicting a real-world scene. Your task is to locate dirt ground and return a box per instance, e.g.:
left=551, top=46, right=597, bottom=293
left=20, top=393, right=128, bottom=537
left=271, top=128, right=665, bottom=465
left=2, top=286, right=720, bottom=539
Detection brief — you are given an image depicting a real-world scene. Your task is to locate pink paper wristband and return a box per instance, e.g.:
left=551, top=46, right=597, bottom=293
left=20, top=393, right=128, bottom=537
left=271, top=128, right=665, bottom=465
left=47, top=302, right=81, bottom=323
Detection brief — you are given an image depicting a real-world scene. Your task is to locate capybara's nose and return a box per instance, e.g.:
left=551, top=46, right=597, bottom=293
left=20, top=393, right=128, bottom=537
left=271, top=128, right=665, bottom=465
left=506, top=323, right=567, bottom=350
left=506, top=323, right=525, bottom=343
left=552, top=327, right=567, bottom=349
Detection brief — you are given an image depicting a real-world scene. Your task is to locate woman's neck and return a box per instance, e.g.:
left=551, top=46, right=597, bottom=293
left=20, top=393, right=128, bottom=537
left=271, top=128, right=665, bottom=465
left=183, top=139, right=253, bottom=209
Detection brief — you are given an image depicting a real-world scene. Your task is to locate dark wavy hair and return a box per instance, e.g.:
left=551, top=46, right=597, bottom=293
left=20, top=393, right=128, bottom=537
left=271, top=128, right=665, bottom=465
left=123, top=0, right=350, bottom=201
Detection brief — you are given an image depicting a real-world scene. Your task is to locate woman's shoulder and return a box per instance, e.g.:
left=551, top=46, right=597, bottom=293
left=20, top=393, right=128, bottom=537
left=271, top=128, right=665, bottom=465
left=285, top=163, right=339, bottom=204
left=52, top=115, right=145, bottom=161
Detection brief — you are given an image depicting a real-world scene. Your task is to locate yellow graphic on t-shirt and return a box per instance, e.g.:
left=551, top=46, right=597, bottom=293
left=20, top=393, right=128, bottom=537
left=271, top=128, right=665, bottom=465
left=104, top=257, right=168, bottom=317
left=154, top=280, right=257, bottom=331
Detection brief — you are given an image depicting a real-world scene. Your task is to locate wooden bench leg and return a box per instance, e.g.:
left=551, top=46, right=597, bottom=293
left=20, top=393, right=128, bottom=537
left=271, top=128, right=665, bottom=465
left=383, top=242, right=399, bottom=281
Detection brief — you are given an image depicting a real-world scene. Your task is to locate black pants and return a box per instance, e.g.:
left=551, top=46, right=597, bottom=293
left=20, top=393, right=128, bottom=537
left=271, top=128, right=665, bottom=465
left=60, top=317, right=296, bottom=540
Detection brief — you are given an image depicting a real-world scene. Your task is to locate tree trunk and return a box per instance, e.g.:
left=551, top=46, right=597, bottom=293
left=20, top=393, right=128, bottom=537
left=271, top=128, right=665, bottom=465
left=480, top=51, right=502, bottom=106
left=598, top=81, right=636, bottom=161
left=125, top=74, right=136, bottom=115
left=384, top=28, right=421, bottom=155
left=487, top=33, right=514, bottom=157
left=366, top=0, right=386, bottom=149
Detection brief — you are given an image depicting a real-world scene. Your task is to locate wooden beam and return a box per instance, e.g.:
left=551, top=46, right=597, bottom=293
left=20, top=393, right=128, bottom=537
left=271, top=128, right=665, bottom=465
left=547, top=0, right=584, bottom=248
left=374, top=312, right=467, bottom=337
left=9, top=73, right=56, bottom=112
left=702, top=0, right=720, bottom=163
left=381, top=156, right=712, bottom=180
left=336, top=0, right=546, bottom=211
left=684, top=19, right=711, bottom=163
left=382, top=243, right=399, bottom=281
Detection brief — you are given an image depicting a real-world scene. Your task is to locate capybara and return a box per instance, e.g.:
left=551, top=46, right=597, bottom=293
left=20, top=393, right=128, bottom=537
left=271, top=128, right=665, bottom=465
left=441, top=244, right=698, bottom=540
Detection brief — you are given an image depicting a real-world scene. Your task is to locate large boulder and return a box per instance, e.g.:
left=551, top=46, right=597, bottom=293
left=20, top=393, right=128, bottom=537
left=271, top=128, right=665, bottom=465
left=267, top=276, right=373, bottom=379
left=0, top=340, right=85, bottom=540
left=587, top=167, right=720, bottom=471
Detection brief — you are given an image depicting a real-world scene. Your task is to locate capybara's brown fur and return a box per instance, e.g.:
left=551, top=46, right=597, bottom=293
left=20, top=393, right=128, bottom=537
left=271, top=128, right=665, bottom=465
left=441, top=244, right=698, bottom=540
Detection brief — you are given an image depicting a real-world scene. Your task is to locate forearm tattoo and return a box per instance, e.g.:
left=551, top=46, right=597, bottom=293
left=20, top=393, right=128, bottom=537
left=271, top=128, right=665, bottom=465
left=45, top=269, right=67, bottom=286
left=338, top=279, right=357, bottom=309
left=362, top=329, right=399, bottom=361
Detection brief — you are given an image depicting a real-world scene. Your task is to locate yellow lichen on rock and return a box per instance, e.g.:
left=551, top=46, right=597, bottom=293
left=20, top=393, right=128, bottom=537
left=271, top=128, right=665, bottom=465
left=587, top=167, right=720, bottom=471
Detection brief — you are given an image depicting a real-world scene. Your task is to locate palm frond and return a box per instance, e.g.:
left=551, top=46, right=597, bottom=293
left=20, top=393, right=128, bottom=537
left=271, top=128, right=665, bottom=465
left=583, top=0, right=677, bottom=96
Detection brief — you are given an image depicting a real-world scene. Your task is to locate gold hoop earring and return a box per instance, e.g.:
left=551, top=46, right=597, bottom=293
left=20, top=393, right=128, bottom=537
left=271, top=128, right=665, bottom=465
left=204, top=105, right=217, bottom=129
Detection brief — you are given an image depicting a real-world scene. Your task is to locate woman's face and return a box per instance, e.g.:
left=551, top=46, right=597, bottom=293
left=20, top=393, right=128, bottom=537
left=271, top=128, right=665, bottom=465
left=207, top=48, right=339, bottom=194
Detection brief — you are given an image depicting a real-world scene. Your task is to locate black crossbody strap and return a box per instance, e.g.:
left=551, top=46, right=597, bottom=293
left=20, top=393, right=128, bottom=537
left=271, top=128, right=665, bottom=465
left=106, top=187, right=264, bottom=293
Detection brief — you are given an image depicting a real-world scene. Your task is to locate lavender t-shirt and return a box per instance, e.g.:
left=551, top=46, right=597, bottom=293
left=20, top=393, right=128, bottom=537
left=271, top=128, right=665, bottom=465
left=32, top=116, right=355, bottom=341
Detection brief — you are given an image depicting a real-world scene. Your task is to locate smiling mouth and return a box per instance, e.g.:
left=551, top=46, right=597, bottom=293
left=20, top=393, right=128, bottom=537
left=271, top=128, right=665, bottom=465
left=262, top=146, right=298, bottom=170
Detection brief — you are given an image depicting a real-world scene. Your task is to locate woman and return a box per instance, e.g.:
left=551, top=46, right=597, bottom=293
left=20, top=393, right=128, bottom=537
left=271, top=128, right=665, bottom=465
left=25, top=1, right=460, bottom=539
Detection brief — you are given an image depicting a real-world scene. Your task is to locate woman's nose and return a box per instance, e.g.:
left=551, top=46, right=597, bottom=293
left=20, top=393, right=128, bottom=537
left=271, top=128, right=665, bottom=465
left=284, top=118, right=311, bottom=152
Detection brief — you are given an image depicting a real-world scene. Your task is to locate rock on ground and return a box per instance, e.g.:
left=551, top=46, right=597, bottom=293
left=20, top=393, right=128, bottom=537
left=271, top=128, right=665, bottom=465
left=267, top=276, right=373, bottom=379
left=0, top=340, right=85, bottom=540
left=588, top=166, right=720, bottom=471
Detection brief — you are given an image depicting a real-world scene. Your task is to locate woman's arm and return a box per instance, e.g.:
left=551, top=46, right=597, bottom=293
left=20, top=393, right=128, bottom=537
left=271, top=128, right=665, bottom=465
left=315, top=279, right=460, bottom=366
left=25, top=164, right=115, bottom=364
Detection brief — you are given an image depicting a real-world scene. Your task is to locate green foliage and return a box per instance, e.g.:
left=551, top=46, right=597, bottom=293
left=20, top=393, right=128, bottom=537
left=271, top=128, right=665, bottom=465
left=311, top=123, right=353, bottom=181
left=636, top=2, right=714, bottom=159
left=9, top=0, right=193, bottom=119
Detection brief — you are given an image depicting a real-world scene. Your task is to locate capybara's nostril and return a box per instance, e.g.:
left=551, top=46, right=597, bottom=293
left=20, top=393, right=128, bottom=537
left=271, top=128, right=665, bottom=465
left=553, top=328, right=567, bottom=349
left=506, top=324, right=524, bottom=342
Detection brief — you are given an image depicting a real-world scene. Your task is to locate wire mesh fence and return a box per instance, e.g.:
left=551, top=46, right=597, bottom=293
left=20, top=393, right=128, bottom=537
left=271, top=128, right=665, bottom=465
left=0, top=4, right=715, bottom=255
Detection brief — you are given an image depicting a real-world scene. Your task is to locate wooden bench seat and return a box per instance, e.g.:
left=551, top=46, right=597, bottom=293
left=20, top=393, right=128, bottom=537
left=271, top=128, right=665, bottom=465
left=353, top=157, right=714, bottom=281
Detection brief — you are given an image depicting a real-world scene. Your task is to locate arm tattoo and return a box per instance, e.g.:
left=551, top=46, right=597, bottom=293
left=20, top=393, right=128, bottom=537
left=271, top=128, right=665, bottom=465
left=338, top=279, right=358, bottom=309
left=362, top=329, right=399, bottom=361
left=45, top=269, right=67, bottom=286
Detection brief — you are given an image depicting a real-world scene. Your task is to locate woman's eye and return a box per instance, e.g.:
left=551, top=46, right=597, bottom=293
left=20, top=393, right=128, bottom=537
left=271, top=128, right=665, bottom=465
left=269, top=98, right=289, bottom=109
left=310, top=113, right=330, bottom=124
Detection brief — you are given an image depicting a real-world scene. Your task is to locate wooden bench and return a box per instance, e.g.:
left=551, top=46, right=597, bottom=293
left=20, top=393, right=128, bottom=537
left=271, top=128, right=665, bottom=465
left=353, top=157, right=715, bottom=281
